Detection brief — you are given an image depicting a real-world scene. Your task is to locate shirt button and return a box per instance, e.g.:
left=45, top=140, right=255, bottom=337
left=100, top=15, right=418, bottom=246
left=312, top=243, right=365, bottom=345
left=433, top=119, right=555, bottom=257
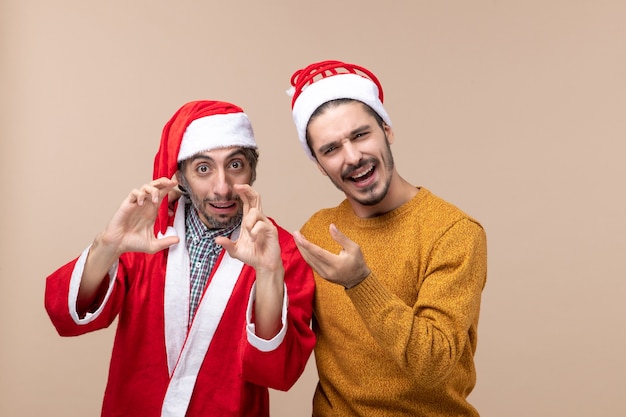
left=195, top=262, right=202, bottom=268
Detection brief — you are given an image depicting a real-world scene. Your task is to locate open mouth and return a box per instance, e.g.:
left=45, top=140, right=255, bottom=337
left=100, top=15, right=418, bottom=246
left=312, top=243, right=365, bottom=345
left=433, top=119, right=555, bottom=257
left=347, top=165, right=375, bottom=183
left=209, top=201, right=237, bottom=210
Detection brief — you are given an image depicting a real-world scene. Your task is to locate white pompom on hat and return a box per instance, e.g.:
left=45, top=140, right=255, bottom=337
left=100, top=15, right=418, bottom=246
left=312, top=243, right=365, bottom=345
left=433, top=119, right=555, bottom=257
left=287, top=60, right=392, bottom=160
left=153, top=100, right=257, bottom=234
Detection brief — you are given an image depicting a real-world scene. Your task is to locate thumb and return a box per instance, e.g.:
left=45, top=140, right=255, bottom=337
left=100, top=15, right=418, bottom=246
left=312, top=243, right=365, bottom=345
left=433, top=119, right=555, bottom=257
left=215, top=236, right=236, bottom=255
left=152, top=235, right=180, bottom=253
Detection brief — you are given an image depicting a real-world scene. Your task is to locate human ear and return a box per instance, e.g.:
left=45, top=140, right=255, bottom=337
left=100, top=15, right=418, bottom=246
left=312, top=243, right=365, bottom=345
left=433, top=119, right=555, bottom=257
left=383, top=123, right=395, bottom=145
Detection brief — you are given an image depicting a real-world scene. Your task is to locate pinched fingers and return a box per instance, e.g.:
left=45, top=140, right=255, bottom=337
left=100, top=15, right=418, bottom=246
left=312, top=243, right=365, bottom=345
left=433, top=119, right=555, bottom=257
left=128, top=186, right=158, bottom=206
left=128, top=177, right=178, bottom=206
left=233, top=184, right=262, bottom=214
left=235, top=184, right=270, bottom=242
left=239, top=205, right=271, bottom=240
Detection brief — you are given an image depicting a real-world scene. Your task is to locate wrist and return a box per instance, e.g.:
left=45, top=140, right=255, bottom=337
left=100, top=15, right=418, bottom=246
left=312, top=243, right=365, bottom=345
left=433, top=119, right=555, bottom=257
left=344, top=268, right=371, bottom=289
left=254, top=255, right=285, bottom=277
left=92, top=232, right=124, bottom=261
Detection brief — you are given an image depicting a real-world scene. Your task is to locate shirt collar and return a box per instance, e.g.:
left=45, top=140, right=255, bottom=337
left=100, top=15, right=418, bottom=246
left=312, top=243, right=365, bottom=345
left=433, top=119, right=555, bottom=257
left=185, top=202, right=239, bottom=249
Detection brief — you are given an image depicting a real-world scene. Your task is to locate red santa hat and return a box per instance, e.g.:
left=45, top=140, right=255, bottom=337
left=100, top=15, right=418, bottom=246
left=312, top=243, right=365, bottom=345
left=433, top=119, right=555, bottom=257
left=153, top=100, right=257, bottom=234
left=287, top=60, right=392, bottom=160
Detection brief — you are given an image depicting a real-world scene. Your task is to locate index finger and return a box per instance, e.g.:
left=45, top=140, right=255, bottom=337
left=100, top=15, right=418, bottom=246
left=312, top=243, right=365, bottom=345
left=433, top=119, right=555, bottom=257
left=233, top=184, right=262, bottom=213
left=150, top=177, right=179, bottom=192
left=328, top=224, right=359, bottom=250
left=293, top=231, right=336, bottom=267
left=147, top=177, right=179, bottom=204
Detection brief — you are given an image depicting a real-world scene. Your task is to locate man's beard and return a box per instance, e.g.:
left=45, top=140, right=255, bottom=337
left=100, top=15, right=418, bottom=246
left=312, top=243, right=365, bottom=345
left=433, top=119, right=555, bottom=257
left=194, top=196, right=243, bottom=229
left=325, top=140, right=395, bottom=206
left=180, top=176, right=243, bottom=230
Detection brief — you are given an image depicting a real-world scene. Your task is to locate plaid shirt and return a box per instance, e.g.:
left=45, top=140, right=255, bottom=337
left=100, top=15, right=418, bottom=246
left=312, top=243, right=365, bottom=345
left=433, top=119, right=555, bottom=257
left=185, top=203, right=239, bottom=324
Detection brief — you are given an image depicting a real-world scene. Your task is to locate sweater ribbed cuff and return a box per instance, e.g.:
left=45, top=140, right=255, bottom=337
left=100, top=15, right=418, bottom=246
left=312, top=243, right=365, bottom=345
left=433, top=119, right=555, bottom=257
left=345, top=272, right=393, bottom=315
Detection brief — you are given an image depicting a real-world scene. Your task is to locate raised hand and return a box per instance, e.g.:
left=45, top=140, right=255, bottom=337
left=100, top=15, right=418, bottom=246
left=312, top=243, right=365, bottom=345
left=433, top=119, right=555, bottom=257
left=78, top=177, right=181, bottom=313
left=100, top=177, right=181, bottom=256
left=216, top=184, right=284, bottom=339
left=293, top=224, right=370, bottom=289
left=215, top=184, right=283, bottom=274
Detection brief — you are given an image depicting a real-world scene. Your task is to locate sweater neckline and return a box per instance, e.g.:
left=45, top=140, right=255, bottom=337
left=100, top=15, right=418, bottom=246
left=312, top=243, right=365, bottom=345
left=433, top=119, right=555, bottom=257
left=339, top=186, right=428, bottom=228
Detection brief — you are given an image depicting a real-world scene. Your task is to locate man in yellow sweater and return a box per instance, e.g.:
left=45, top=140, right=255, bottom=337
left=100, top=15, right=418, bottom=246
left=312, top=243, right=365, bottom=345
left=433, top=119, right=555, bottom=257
left=286, top=60, right=488, bottom=416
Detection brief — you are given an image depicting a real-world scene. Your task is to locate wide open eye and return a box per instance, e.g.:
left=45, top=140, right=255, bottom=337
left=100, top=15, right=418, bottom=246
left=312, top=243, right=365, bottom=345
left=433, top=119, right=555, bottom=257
left=229, top=159, right=244, bottom=170
left=196, top=164, right=210, bottom=174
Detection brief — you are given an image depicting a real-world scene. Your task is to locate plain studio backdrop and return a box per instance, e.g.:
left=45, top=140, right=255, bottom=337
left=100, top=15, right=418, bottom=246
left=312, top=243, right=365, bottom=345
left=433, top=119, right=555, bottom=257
left=2, top=1, right=625, bottom=416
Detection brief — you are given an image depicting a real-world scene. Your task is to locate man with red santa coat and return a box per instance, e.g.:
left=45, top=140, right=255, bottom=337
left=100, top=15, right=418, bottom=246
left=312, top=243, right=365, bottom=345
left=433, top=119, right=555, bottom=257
left=45, top=100, right=315, bottom=417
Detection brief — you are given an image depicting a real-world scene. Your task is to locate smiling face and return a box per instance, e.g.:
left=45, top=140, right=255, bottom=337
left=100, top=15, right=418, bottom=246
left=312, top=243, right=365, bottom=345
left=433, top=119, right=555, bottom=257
left=307, top=100, right=398, bottom=217
left=177, top=146, right=256, bottom=229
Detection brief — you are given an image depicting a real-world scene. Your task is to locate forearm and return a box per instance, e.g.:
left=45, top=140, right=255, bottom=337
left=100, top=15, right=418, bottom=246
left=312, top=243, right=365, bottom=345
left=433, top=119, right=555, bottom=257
left=77, top=233, right=122, bottom=312
left=346, top=273, right=461, bottom=385
left=252, top=267, right=285, bottom=339
left=346, top=224, right=487, bottom=386
left=243, top=258, right=315, bottom=391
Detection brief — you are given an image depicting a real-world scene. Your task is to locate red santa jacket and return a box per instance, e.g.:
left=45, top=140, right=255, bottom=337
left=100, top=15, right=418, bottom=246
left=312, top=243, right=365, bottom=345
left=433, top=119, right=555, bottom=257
left=45, top=216, right=315, bottom=417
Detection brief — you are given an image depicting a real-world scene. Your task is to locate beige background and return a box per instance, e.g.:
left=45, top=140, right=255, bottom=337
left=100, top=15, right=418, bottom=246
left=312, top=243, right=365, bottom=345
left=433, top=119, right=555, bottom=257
left=2, top=1, right=625, bottom=416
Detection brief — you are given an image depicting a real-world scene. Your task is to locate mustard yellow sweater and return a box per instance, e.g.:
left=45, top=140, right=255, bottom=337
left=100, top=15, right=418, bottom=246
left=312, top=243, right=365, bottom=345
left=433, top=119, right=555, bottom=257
left=301, top=187, right=487, bottom=417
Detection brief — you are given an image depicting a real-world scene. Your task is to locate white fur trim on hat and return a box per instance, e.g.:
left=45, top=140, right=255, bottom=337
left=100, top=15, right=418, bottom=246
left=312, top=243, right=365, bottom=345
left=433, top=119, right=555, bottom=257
left=291, top=73, right=392, bottom=160
left=178, top=112, right=257, bottom=162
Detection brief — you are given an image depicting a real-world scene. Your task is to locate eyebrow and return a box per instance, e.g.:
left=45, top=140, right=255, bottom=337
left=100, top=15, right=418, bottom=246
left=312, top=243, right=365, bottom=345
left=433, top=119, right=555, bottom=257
left=187, top=148, right=247, bottom=164
left=317, top=124, right=370, bottom=154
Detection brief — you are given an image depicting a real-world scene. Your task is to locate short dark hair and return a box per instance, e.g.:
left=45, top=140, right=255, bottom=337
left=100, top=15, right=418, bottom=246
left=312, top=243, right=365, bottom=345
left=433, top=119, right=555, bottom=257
left=239, top=147, right=259, bottom=184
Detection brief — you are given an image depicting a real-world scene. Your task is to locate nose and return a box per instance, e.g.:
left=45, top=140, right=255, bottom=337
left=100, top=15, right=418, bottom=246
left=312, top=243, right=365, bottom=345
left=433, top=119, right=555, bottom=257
left=212, top=168, right=233, bottom=197
left=343, top=141, right=362, bottom=166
